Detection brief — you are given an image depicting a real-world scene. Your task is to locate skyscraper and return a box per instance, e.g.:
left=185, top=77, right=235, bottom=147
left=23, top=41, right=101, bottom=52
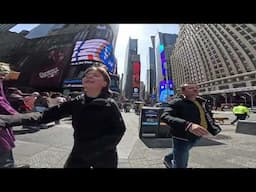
left=123, top=38, right=141, bottom=100
left=155, top=32, right=177, bottom=101
left=171, top=24, right=256, bottom=94
left=171, top=24, right=256, bottom=106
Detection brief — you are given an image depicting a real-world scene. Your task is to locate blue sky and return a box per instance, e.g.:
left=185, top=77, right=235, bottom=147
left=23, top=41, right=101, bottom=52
left=10, top=24, right=180, bottom=83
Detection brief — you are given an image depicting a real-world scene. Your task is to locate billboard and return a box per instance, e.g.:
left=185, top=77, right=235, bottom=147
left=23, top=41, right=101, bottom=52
left=159, top=80, right=174, bottom=102
left=29, top=46, right=72, bottom=88
left=132, top=61, right=140, bottom=98
left=160, top=44, right=167, bottom=77
left=70, top=39, right=117, bottom=74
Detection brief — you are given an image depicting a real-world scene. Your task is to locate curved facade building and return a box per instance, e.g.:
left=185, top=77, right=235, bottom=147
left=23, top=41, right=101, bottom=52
left=3, top=24, right=119, bottom=93
left=171, top=24, right=256, bottom=100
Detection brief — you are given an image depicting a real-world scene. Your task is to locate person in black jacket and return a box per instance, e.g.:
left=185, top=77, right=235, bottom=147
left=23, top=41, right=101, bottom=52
left=0, top=64, right=126, bottom=168
left=161, top=83, right=221, bottom=168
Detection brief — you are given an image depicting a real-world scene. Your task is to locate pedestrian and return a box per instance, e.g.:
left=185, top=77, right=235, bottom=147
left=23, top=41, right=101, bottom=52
left=0, top=63, right=29, bottom=168
left=0, top=64, right=126, bottom=168
left=230, top=103, right=249, bottom=125
left=161, top=83, right=221, bottom=168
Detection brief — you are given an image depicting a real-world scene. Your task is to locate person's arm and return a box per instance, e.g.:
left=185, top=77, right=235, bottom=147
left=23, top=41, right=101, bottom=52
left=160, top=99, right=209, bottom=137
left=0, top=99, right=75, bottom=127
left=160, top=100, right=189, bottom=131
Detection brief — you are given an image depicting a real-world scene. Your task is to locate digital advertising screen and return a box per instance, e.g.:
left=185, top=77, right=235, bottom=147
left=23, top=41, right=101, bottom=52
left=71, top=39, right=117, bottom=74
left=132, top=61, right=140, bottom=98
left=159, top=80, right=174, bottom=103
left=159, top=44, right=167, bottom=77
left=30, top=46, right=72, bottom=88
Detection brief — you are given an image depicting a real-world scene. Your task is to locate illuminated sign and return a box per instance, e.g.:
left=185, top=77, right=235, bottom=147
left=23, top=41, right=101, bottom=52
left=71, top=39, right=117, bottom=74
left=132, top=61, right=140, bottom=98
left=160, top=44, right=167, bottom=77
left=159, top=80, right=174, bottom=102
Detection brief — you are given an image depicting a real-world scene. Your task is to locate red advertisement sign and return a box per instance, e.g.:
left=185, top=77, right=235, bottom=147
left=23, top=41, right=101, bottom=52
left=132, top=61, right=140, bottom=97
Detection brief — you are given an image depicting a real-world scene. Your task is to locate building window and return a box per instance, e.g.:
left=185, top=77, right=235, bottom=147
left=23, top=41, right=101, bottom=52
left=233, top=83, right=246, bottom=88
left=251, top=81, right=256, bottom=86
left=219, top=85, right=229, bottom=90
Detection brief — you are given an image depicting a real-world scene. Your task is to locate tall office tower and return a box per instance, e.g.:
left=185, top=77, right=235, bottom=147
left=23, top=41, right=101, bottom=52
left=155, top=32, right=177, bottom=102
left=123, top=38, right=141, bottom=100
left=171, top=24, right=256, bottom=95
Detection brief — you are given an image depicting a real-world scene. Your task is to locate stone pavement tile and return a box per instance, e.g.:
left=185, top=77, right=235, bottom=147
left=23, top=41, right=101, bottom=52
left=24, top=147, right=70, bottom=168
left=225, top=156, right=256, bottom=168
left=143, top=149, right=169, bottom=161
left=15, top=124, right=74, bottom=148
left=14, top=140, right=49, bottom=156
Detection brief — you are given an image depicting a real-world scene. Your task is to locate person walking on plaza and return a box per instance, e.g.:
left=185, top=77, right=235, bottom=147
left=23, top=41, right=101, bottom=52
left=230, top=103, right=249, bottom=125
left=160, top=83, right=221, bottom=168
left=0, top=64, right=126, bottom=168
left=0, top=63, right=29, bottom=168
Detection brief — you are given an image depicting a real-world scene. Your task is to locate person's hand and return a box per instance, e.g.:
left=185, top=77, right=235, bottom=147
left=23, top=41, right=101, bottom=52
left=188, top=123, right=209, bottom=137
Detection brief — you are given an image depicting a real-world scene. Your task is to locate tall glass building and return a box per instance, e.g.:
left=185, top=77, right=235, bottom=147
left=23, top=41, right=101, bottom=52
left=123, top=38, right=141, bottom=100
left=155, top=32, right=178, bottom=102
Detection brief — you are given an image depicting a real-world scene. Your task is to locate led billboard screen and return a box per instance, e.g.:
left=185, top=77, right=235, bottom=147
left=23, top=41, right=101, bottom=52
left=159, top=80, right=174, bottom=102
left=71, top=39, right=117, bottom=74
left=132, top=61, right=140, bottom=98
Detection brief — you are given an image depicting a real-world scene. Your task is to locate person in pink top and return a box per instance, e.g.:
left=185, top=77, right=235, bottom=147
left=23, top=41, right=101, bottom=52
left=0, top=63, right=29, bottom=168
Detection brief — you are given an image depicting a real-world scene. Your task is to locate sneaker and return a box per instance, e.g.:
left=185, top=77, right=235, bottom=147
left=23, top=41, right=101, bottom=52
left=163, top=158, right=172, bottom=168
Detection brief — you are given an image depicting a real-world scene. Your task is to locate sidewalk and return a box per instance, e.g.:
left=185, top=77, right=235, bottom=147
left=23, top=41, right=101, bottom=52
left=12, top=113, right=256, bottom=168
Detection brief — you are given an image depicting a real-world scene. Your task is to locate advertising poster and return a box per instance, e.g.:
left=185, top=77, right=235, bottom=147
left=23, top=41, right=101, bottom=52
left=159, top=80, right=174, bottom=102
left=132, top=61, right=140, bottom=98
left=30, top=46, right=72, bottom=88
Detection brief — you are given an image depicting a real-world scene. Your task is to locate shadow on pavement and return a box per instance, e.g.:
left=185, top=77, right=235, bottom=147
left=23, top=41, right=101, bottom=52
left=140, top=137, right=225, bottom=148
left=140, top=138, right=172, bottom=148
left=14, top=129, right=39, bottom=135
left=13, top=124, right=56, bottom=135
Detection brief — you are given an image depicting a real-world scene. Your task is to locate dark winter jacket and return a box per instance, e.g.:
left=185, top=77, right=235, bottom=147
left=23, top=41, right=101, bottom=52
left=0, top=93, right=126, bottom=162
left=160, top=95, right=221, bottom=141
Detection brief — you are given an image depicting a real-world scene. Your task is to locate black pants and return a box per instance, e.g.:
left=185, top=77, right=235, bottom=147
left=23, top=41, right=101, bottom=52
left=64, top=149, right=118, bottom=168
left=231, top=114, right=247, bottom=124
